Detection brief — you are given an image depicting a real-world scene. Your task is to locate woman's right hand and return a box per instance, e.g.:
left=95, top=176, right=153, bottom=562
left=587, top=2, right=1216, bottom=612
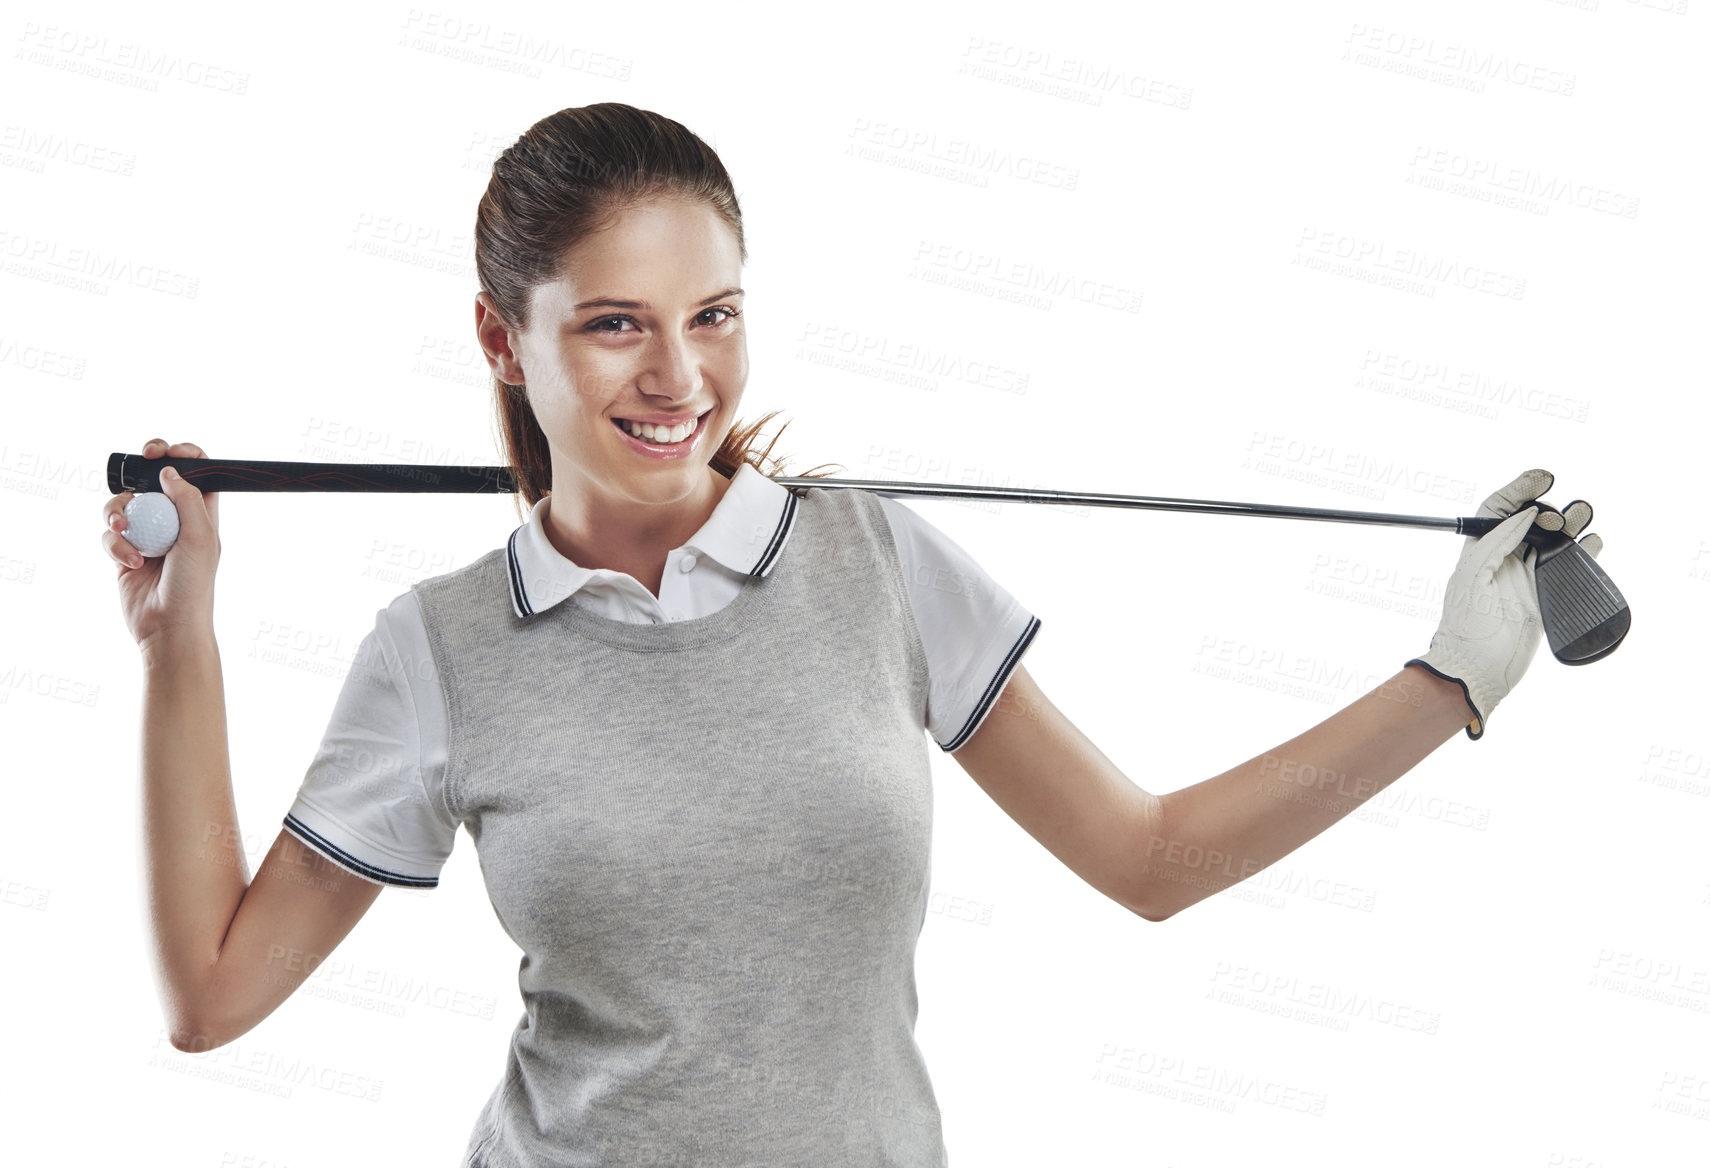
left=103, top=439, right=222, bottom=653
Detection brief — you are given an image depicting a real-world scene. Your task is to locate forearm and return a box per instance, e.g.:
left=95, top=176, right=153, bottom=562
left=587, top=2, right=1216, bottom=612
left=139, top=632, right=250, bottom=1036
left=1138, top=663, right=1473, bottom=920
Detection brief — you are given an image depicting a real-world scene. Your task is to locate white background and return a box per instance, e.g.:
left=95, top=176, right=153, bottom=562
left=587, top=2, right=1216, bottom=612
left=3, top=1, right=1706, bottom=1165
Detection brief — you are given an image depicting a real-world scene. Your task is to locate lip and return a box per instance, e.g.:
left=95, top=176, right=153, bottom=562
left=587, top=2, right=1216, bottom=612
left=611, top=409, right=712, bottom=461
left=613, top=410, right=712, bottom=426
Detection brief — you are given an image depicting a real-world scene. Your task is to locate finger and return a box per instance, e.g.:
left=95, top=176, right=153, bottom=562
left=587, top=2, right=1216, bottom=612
left=1476, top=505, right=1538, bottom=573
left=165, top=442, right=217, bottom=529
left=1532, top=502, right=1565, bottom=533
left=1578, top=532, right=1603, bottom=561
left=1478, top=468, right=1554, bottom=520
left=1560, top=499, right=1592, bottom=538
left=104, top=490, right=135, bottom=532
left=104, top=528, right=146, bottom=569
left=156, top=458, right=212, bottom=545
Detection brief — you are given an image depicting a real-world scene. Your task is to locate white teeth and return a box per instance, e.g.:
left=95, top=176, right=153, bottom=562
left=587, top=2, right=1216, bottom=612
left=620, top=415, right=698, bottom=444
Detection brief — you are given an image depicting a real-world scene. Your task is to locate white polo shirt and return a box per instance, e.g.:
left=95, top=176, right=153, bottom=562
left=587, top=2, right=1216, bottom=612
left=283, top=462, right=1042, bottom=889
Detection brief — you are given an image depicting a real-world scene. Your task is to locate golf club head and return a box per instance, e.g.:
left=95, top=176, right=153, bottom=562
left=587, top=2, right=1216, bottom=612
left=1521, top=523, right=1630, bottom=665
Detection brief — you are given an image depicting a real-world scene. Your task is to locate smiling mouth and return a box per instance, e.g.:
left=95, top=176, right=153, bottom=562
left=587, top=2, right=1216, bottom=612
left=611, top=409, right=712, bottom=446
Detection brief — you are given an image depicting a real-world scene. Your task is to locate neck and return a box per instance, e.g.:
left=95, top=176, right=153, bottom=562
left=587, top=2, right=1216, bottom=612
left=541, top=466, right=733, bottom=599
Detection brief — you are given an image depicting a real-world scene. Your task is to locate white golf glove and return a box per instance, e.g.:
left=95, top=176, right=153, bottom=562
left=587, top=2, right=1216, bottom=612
left=1405, top=469, right=1599, bottom=741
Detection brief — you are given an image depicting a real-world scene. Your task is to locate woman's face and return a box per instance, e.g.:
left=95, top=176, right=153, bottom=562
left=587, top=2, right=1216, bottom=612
left=489, top=194, right=748, bottom=509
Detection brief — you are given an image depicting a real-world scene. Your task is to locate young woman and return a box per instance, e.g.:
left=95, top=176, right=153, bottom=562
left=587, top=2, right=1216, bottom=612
left=102, top=103, right=1603, bottom=1167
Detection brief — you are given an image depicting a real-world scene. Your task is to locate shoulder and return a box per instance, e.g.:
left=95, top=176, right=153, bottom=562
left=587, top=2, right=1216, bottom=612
left=777, top=482, right=892, bottom=560
left=410, top=546, right=508, bottom=600
left=791, top=482, right=909, bottom=539
left=371, top=589, right=438, bottom=692
left=869, top=494, right=966, bottom=577
left=407, top=547, right=513, bottom=631
left=790, top=488, right=980, bottom=588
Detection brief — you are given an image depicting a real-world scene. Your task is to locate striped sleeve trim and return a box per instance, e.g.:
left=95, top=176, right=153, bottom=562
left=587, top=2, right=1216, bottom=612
left=282, top=813, right=440, bottom=889
left=938, top=615, right=1043, bottom=753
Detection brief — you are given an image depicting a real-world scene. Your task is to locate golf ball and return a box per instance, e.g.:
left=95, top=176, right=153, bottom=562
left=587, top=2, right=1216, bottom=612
left=122, top=492, right=181, bottom=558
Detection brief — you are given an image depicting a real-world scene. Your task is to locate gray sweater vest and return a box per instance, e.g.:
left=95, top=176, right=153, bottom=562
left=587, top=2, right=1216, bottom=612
left=412, top=484, right=948, bottom=1167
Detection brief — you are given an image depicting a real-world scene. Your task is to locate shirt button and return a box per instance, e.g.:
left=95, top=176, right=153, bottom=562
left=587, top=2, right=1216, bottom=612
left=679, top=554, right=697, bottom=572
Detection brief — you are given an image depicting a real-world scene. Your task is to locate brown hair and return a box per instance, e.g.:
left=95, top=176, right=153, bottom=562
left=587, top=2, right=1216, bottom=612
left=473, top=102, right=841, bottom=521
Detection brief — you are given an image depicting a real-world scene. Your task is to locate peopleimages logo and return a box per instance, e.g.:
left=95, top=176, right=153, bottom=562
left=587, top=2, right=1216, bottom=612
left=847, top=118, right=1080, bottom=191
left=795, top=322, right=1030, bottom=395
left=14, top=22, right=251, bottom=94
left=1356, top=350, right=1591, bottom=424
left=957, top=36, right=1194, bottom=110
left=1294, top=229, right=1526, bottom=302
left=1342, top=24, right=1577, bottom=96
left=1407, top=147, right=1641, bottom=220
left=911, top=241, right=1143, bottom=314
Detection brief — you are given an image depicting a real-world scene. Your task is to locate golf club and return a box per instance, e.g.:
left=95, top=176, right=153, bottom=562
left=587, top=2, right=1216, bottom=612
left=107, top=453, right=1630, bottom=665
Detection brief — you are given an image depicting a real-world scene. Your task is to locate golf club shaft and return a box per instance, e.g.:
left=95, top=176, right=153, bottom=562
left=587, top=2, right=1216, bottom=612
left=776, top=474, right=1627, bottom=665
left=773, top=476, right=1496, bottom=535
left=108, top=454, right=1504, bottom=536
left=107, top=452, right=1629, bottom=664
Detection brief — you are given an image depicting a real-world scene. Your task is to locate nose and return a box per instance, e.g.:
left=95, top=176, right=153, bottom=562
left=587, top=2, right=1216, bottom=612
left=637, top=329, right=702, bottom=402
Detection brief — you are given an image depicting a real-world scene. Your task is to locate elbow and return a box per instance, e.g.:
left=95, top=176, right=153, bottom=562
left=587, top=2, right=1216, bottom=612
left=168, top=1004, right=236, bottom=1054
left=1127, top=797, right=1177, bottom=923
left=1125, top=876, right=1177, bottom=923
left=162, top=985, right=223, bottom=1053
left=169, top=1020, right=229, bottom=1054
left=164, top=958, right=249, bottom=1052
left=171, top=993, right=273, bottom=1053
left=1128, top=895, right=1176, bottom=924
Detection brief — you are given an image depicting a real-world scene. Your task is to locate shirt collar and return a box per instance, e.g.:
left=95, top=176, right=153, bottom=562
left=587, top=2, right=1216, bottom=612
left=504, top=461, right=801, bottom=619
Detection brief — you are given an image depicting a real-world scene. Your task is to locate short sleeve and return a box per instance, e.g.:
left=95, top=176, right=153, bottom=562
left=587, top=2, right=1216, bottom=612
left=876, top=496, right=1043, bottom=753
left=282, top=595, right=457, bottom=888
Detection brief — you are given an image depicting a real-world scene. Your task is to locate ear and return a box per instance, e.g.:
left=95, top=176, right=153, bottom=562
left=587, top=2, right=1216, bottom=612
left=475, top=292, right=529, bottom=385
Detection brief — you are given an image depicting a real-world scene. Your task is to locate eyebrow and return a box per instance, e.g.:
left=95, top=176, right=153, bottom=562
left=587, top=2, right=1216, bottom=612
left=573, top=287, right=744, bottom=311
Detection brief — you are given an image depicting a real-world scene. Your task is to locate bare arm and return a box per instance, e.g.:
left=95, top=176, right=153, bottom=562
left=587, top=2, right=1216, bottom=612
left=112, top=440, right=386, bottom=1050
left=1138, top=663, right=1471, bottom=919
left=951, top=662, right=1471, bottom=922
left=141, top=633, right=383, bottom=1051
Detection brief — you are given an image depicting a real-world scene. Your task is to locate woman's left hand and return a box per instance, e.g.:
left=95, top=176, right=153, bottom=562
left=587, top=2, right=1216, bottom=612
left=1405, top=469, right=1596, bottom=741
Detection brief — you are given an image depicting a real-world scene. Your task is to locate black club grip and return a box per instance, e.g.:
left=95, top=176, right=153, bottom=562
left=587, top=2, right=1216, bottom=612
left=108, top=453, right=516, bottom=495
